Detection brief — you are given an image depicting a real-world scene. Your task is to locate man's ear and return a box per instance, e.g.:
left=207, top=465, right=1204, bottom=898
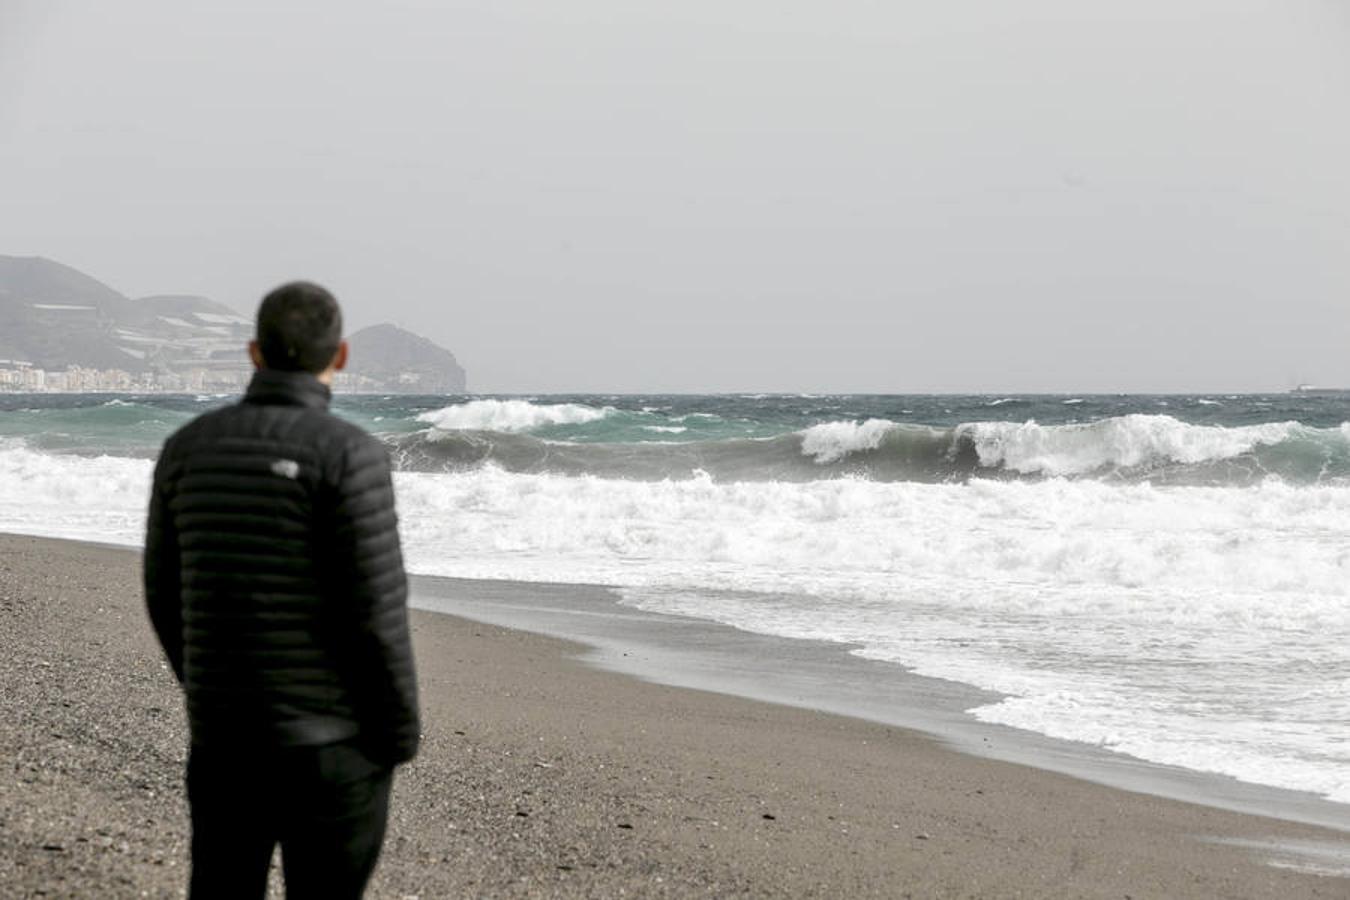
left=248, top=340, right=265, bottom=370
left=332, top=340, right=349, bottom=372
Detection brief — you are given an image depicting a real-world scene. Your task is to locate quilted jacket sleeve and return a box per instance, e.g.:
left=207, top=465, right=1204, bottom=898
left=143, top=449, right=185, bottom=682
left=333, top=435, right=420, bottom=765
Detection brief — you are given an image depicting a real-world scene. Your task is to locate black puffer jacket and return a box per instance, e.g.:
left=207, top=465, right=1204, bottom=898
left=144, top=369, right=419, bottom=765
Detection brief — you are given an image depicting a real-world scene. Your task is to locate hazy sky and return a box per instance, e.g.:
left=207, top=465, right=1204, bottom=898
left=2, top=0, right=1347, bottom=392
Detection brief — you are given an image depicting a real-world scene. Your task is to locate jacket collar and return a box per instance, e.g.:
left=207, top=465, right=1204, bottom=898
left=243, top=369, right=332, bottom=410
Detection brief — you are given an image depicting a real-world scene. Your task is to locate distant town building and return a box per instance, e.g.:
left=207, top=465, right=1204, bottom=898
left=0, top=363, right=252, bottom=394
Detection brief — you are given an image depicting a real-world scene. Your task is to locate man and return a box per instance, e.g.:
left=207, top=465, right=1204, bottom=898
left=144, top=282, right=419, bottom=899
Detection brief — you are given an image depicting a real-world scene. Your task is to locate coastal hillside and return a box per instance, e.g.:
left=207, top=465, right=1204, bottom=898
left=0, top=256, right=250, bottom=377
left=0, top=255, right=464, bottom=393
left=343, top=322, right=467, bottom=394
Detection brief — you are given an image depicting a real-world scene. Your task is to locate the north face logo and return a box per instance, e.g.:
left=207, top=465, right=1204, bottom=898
left=271, top=459, right=301, bottom=479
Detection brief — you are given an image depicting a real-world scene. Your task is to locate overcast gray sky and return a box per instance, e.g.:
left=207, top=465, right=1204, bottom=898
left=2, top=0, right=1347, bottom=392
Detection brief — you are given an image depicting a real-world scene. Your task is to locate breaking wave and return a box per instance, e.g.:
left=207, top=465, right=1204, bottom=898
left=954, top=415, right=1306, bottom=477
left=385, top=414, right=1350, bottom=486
left=417, top=399, right=613, bottom=432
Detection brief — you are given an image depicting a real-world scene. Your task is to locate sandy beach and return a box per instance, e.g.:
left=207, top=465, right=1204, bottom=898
left=2, top=532, right=1349, bottom=898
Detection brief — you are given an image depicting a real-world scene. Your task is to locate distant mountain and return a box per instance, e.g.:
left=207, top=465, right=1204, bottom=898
left=344, top=323, right=467, bottom=394
left=0, top=256, right=250, bottom=374
left=0, top=255, right=466, bottom=393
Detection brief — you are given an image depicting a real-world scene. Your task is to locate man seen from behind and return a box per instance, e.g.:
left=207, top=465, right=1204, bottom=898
left=144, top=282, right=419, bottom=899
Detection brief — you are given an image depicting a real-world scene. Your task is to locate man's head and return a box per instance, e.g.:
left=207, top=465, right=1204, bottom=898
left=250, top=281, right=347, bottom=380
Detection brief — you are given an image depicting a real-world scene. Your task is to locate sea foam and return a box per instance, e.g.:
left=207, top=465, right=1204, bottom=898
left=392, top=467, right=1350, bottom=602
left=0, top=442, right=152, bottom=545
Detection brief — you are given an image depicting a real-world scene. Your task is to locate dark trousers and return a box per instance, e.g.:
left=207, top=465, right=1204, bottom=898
left=186, top=740, right=394, bottom=900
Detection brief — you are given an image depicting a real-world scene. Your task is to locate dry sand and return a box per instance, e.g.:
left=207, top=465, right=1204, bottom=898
left=2, top=532, right=1349, bottom=898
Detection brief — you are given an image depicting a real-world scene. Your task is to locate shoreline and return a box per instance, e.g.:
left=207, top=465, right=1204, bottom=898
left=409, top=574, right=1350, bottom=835
left=3, top=532, right=1349, bottom=897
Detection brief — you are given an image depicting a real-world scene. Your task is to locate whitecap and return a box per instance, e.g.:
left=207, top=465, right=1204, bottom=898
left=799, top=419, right=896, bottom=464
left=417, top=399, right=611, bottom=432
left=959, top=415, right=1300, bottom=477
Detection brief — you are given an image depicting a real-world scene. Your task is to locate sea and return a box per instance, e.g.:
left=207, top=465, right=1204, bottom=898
left=2, top=391, right=1348, bottom=808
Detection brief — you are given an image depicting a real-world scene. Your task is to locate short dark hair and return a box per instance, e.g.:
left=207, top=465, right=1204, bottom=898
left=255, top=282, right=343, bottom=373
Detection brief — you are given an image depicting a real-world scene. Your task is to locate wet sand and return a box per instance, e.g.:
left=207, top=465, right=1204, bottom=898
left=2, top=532, right=1349, bottom=898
